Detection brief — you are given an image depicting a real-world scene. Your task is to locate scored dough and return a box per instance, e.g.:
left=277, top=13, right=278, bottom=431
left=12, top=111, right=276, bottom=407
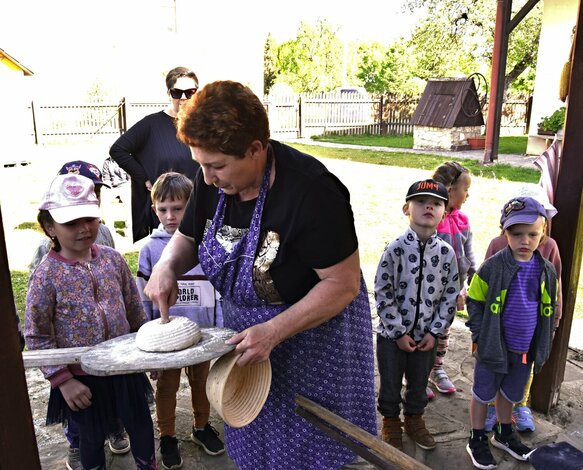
left=136, top=316, right=202, bottom=352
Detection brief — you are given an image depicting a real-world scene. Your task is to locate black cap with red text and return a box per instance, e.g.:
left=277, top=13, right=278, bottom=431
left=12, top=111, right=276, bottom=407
left=405, top=179, right=449, bottom=204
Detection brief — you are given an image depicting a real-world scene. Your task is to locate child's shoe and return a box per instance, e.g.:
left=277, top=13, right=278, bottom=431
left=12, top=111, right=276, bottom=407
left=466, top=433, right=497, bottom=469
left=66, top=446, right=81, bottom=470
left=490, top=428, right=533, bottom=461
left=404, top=414, right=436, bottom=450
left=513, top=406, right=536, bottom=432
left=160, top=435, right=183, bottom=469
left=426, top=386, right=435, bottom=400
left=429, top=367, right=456, bottom=394
left=108, top=430, right=131, bottom=454
left=484, top=405, right=497, bottom=433
left=381, top=416, right=404, bottom=451
left=191, top=423, right=225, bottom=456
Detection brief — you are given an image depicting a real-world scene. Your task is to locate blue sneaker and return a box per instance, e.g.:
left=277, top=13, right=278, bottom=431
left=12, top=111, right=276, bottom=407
left=484, top=406, right=497, bottom=433
left=513, top=406, right=535, bottom=432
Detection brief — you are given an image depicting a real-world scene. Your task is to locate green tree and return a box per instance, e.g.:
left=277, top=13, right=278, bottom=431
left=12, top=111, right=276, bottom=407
left=356, top=41, right=423, bottom=95
left=264, top=33, right=278, bottom=95
left=404, top=0, right=541, bottom=95
left=273, top=19, right=345, bottom=93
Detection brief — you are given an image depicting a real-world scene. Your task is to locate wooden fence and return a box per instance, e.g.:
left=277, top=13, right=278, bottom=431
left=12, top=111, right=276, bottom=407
left=27, top=93, right=531, bottom=144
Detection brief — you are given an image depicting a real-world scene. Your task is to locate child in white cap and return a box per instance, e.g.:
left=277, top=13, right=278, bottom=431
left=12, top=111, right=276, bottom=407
left=24, top=174, right=156, bottom=470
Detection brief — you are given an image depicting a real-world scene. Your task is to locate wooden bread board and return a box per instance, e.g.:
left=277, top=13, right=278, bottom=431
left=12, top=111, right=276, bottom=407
left=22, top=327, right=236, bottom=376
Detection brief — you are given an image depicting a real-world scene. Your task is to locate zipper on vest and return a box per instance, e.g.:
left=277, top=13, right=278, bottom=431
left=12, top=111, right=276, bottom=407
left=412, top=241, right=426, bottom=335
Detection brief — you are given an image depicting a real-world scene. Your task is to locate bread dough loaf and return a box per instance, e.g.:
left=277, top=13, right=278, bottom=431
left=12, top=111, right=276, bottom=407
left=136, top=316, right=202, bottom=352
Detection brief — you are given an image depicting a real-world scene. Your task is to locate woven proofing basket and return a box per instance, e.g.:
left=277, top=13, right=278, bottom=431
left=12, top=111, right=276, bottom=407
left=206, top=351, right=272, bottom=428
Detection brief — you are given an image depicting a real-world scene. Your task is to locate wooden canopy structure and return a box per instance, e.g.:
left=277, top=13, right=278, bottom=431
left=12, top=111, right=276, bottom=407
left=484, top=0, right=583, bottom=413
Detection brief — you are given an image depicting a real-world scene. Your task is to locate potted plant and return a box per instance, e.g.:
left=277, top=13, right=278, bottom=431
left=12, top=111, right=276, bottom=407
left=537, top=107, right=566, bottom=136
left=467, top=135, right=486, bottom=150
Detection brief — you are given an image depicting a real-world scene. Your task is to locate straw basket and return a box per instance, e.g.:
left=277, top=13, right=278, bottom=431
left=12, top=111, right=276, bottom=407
left=206, top=351, right=272, bottom=428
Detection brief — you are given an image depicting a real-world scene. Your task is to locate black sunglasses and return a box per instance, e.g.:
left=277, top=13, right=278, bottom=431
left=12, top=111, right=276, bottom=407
left=169, top=88, right=197, bottom=99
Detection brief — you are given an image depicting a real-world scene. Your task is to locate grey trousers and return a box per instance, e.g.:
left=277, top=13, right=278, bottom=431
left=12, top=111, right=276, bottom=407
left=376, top=333, right=437, bottom=417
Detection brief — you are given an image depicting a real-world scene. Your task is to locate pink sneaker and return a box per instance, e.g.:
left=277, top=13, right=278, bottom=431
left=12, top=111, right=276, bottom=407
left=426, top=386, right=435, bottom=400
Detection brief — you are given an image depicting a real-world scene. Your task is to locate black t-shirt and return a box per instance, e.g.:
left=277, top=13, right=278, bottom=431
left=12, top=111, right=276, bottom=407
left=179, top=140, right=358, bottom=303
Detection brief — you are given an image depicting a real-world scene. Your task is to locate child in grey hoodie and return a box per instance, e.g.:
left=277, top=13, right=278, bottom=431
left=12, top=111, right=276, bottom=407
left=137, top=172, right=225, bottom=467
left=465, top=197, right=558, bottom=469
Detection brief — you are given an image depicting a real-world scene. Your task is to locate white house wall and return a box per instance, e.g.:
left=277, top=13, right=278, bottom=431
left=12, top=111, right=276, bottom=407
left=527, top=0, right=578, bottom=155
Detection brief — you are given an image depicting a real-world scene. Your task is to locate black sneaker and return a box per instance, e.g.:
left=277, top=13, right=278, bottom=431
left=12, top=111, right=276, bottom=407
left=490, top=429, right=533, bottom=461
left=108, top=430, right=131, bottom=454
left=160, top=435, right=183, bottom=469
left=191, top=423, right=225, bottom=456
left=466, top=434, right=497, bottom=469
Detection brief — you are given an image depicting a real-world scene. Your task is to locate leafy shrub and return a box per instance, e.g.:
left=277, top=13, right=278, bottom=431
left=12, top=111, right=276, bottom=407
left=538, top=107, right=566, bottom=133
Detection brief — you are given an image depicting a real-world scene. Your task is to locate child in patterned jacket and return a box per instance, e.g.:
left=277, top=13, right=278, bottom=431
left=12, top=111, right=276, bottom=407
left=25, top=173, right=157, bottom=470
left=375, top=179, right=459, bottom=452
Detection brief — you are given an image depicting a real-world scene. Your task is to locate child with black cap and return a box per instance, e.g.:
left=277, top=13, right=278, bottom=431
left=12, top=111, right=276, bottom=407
left=465, top=196, right=558, bottom=469
left=375, top=179, right=460, bottom=452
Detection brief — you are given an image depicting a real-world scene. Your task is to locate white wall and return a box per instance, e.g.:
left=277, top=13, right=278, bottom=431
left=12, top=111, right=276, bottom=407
left=527, top=0, right=578, bottom=154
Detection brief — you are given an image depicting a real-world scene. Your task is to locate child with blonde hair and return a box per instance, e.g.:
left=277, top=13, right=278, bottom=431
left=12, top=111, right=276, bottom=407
left=137, top=172, right=224, bottom=469
left=428, top=161, right=476, bottom=397
left=465, top=196, right=558, bottom=469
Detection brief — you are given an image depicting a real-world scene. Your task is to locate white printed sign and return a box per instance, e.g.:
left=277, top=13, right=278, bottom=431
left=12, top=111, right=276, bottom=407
left=176, top=280, right=216, bottom=308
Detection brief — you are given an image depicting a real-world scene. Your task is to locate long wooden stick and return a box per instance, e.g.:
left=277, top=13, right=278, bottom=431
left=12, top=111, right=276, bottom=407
left=295, top=395, right=431, bottom=470
left=22, top=346, right=92, bottom=368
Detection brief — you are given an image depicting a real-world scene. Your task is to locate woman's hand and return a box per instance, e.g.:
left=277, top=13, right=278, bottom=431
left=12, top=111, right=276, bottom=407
left=59, top=378, right=92, bottom=411
left=145, top=180, right=152, bottom=191
left=227, top=322, right=280, bottom=366
left=144, top=231, right=198, bottom=323
left=144, top=264, right=177, bottom=323
left=396, top=335, right=417, bottom=352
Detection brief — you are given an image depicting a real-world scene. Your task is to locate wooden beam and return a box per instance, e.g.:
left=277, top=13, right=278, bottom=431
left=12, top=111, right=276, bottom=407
left=0, top=204, right=41, bottom=469
left=21, top=346, right=92, bottom=368
left=530, top=0, right=583, bottom=413
left=483, top=0, right=511, bottom=163
left=295, top=395, right=431, bottom=470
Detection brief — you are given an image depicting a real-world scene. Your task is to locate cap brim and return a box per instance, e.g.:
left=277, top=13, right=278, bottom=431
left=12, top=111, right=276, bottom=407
left=49, top=204, right=101, bottom=224
left=502, top=214, right=542, bottom=230
left=406, top=191, right=448, bottom=202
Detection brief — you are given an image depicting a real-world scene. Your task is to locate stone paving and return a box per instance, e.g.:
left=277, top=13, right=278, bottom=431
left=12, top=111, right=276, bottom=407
left=28, top=320, right=583, bottom=469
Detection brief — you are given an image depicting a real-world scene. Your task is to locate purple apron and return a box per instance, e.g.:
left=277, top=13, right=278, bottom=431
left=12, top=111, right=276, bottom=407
left=199, top=155, right=377, bottom=470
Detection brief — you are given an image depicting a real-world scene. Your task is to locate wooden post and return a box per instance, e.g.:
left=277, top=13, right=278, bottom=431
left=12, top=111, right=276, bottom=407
left=483, top=0, right=510, bottom=163
left=0, top=204, right=41, bottom=469
left=530, top=0, right=583, bottom=413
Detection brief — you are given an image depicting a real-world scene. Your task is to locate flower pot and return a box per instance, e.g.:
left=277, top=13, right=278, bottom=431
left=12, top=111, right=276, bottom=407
left=537, top=128, right=555, bottom=136
left=467, top=137, right=486, bottom=150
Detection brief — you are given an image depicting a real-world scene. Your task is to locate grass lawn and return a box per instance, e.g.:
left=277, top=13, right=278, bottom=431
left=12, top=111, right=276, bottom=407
left=312, top=133, right=528, bottom=155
